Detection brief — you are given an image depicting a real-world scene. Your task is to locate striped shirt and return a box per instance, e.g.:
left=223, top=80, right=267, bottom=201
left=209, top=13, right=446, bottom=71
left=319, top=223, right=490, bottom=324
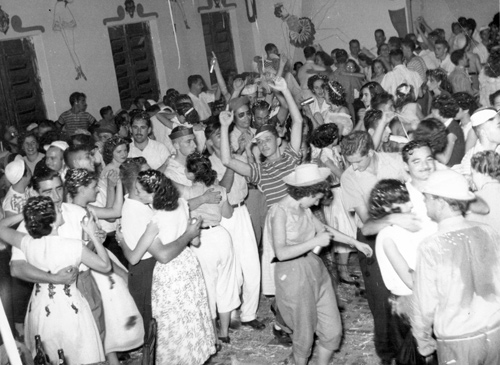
left=248, top=145, right=301, bottom=208
left=57, top=109, right=97, bottom=134
left=406, top=55, right=427, bottom=86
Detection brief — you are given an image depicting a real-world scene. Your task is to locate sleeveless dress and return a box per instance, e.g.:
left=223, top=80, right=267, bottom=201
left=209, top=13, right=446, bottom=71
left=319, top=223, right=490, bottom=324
left=22, top=235, right=105, bottom=365
left=151, top=199, right=215, bottom=365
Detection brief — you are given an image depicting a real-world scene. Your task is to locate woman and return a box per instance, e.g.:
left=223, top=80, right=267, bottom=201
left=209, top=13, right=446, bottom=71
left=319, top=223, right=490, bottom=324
left=268, top=164, right=372, bottom=365
left=377, top=43, right=392, bottom=74
left=413, top=118, right=449, bottom=163
left=116, top=170, right=215, bottom=364
left=20, top=132, right=44, bottom=174
left=63, top=168, right=141, bottom=365
left=182, top=152, right=240, bottom=346
left=307, top=75, right=329, bottom=121
left=0, top=196, right=110, bottom=365
left=371, top=59, right=388, bottom=85
left=394, top=84, right=424, bottom=130
left=453, top=92, right=478, bottom=152
left=358, top=53, right=373, bottom=81
left=425, top=68, right=453, bottom=115
left=369, top=180, right=436, bottom=365
left=314, top=51, right=335, bottom=79
left=356, top=81, right=385, bottom=129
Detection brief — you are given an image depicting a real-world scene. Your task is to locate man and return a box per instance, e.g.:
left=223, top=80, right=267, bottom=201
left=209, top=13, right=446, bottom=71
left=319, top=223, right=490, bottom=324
left=331, top=49, right=363, bottom=116
left=128, top=112, right=170, bottom=170
left=340, top=131, right=408, bottom=365
left=474, top=26, right=490, bottom=65
left=449, top=49, right=475, bottom=95
left=187, top=75, right=218, bottom=122
left=367, top=29, right=387, bottom=58
left=2, top=157, right=32, bottom=217
left=57, top=92, right=97, bottom=135
left=205, top=121, right=264, bottom=331
left=412, top=169, right=500, bottom=364
left=434, top=39, right=455, bottom=75
left=64, top=144, right=97, bottom=172
left=401, top=39, right=427, bottom=84
left=381, top=49, right=423, bottom=99
left=348, top=39, right=361, bottom=65
left=297, top=46, right=324, bottom=95
left=98, top=106, right=115, bottom=129
left=164, top=125, right=197, bottom=187
left=40, top=140, right=69, bottom=178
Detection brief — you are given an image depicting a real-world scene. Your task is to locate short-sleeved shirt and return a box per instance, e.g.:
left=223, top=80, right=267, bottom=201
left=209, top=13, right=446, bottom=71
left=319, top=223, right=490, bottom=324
left=121, top=195, right=154, bottom=260
left=341, top=152, right=407, bottom=223
left=439, top=54, right=455, bottom=75
left=128, top=139, right=170, bottom=170
left=164, top=158, right=192, bottom=187
left=2, top=187, right=29, bottom=214
left=445, top=119, right=465, bottom=167
left=188, top=92, right=215, bottom=121
left=406, top=55, right=427, bottom=84
left=182, top=182, right=227, bottom=226
left=248, top=145, right=302, bottom=208
left=209, top=153, right=248, bottom=205
left=58, top=109, right=97, bottom=135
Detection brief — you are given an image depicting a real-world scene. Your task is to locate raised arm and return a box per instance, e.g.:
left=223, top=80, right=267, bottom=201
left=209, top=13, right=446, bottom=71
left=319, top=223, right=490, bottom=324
left=212, top=54, right=231, bottom=102
left=91, top=171, right=124, bottom=219
left=219, top=110, right=252, bottom=177
left=0, top=214, right=26, bottom=249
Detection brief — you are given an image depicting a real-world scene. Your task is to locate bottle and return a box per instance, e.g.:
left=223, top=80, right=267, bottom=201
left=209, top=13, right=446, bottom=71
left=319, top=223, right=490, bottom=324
left=58, top=349, right=67, bottom=365
left=33, top=335, right=50, bottom=364
left=82, top=214, right=90, bottom=242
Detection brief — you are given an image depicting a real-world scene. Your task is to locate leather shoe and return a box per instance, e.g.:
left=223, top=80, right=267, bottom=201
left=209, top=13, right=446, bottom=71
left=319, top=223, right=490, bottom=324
left=218, top=336, right=230, bottom=344
left=273, top=326, right=293, bottom=347
left=241, top=319, right=265, bottom=330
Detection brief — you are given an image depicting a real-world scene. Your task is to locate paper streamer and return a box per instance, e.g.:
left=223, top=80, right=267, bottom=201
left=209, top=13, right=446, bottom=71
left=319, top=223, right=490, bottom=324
left=167, top=0, right=181, bottom=69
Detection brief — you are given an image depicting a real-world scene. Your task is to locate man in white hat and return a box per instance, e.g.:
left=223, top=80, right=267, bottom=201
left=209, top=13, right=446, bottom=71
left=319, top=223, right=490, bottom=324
left=41, top=141, right=69, bottom=179
left=412, top=169, right=500, bottom=364
left=453, top=107, right=500, bottom=177
left=2, top=157, right=32, bottom=217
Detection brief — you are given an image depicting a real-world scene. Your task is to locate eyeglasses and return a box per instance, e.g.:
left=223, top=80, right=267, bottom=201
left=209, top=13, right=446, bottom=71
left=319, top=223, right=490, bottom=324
left=237, top=110, right=252, bottom=119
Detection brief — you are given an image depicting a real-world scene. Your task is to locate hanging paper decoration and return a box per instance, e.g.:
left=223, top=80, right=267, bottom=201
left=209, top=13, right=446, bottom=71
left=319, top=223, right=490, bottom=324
left=171, top=0, right=190, bottom=29
left=0, top=6, right=10, bottom=34
left=245, top=0, right=257, bottom=23
left=274, top=3, right=315, bottom=48
left=167, top=0, right=181, bottom=69
left=125, top=0, right=136, bottom=18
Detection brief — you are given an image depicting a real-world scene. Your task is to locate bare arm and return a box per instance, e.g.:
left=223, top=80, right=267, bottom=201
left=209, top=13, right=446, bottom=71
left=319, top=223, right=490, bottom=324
left=219, top=111, right=252, bottom=177
left=11, top=261, right=77, bottom=285
left=221, top=199, right=234, bottom=219
left=212, top=55, right=230, bottom=102
left=91, top=175, right=124, bottom=219
left=435, top=133, right=457, bottom=165
left=218, top=167, right=235, bottom=193
left=383, top=237, right=414, bottom=289
left=81, top=218, right=111, bottom=273
left=0, top=214, right=25, bottom=248
left=361, top=212, right=422, bottom=236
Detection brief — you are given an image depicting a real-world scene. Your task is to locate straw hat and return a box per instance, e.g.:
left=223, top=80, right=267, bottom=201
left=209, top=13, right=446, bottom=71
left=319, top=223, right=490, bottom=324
left=282, top=164, right=330, bottom=187
left=422, top=170, right=475, bottom=201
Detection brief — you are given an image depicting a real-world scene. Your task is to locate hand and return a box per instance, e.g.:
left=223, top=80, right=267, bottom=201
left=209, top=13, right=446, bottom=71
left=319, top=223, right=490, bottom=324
left=107, top=169, right=120, bottom=187
left=193, top=123, right=205, bottom=132
left=219, top=110, right=234, bottom=127
left=238, top=132, right=253, bottom=152
left=390, top=213, right=422, bottom=232
left=201, top=187, right=222, bottom=204
left=81, top=215, right=95, bottom=237
left=52, top=266, right=78, bottom=285
left=358, top=108, right=367, bottom=122
left=315, top=231, right=332, bottom=248
left=302, top=104, right=313, bottom=117
left=186, top=217, right=202, bottom=241
left=356, top=242, right=373, bottom=257
left=268, top=76, right=288, bottom=93
left=115, top=226, right=125, bottom=248
left=233, top=78, right=246, bottom=91
left=417, top=339, right=436, bottom=357
left=191, top=236, right=201, bottom=247
left=95, top=227, right=106, bottom=243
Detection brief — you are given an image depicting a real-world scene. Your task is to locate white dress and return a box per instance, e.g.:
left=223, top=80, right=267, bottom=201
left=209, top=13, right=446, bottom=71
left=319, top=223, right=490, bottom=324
left=22, top=235, right=105, bottom=365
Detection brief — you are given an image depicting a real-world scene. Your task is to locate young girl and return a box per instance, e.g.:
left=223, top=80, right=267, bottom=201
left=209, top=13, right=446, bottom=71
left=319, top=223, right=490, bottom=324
left=0, top=196, right=110, bottom=365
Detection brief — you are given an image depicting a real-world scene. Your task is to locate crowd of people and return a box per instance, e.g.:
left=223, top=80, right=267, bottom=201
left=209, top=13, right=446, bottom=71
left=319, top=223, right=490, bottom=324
left=1, top=11, right=500, bottom=365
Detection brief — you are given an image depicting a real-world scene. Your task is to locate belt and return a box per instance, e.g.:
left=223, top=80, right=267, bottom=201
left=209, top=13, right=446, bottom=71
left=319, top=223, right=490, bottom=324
left=468, top=72, right=478, bottom=75
left=231, top=201, right=245, bottom=208
left=201, top=225, right=219, bottom=230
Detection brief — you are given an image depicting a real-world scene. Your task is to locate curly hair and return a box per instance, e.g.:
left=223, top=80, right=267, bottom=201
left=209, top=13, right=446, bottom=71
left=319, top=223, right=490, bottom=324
left=363, top=109, right=383, bottom=131
left=31, top=165, right=61, bottom=192
left=251, top=100, right=271, bottom=115
left=119, top=157, right=146, bottom=194
left=64, top=168, right=98, bottom=199
left=413, top=118, right=448, bottom=154
left=368, top=179, right=409, bottom=220
left=361, top=81, right=385, bottom=101
left=394, top=83, right=416, bottom=109
left=315, top=51, right=334, bottom=67
left=340, top=130, right=374, bottom=157
left=325, top=81, right=347, bottom=106
left=130, top=111, right=152, bottom=128
left=452, top=92, right=478, bottom=114
left=471, top=151, right=500, bottom=180
left=186, top=152, right=217, bottom=187
left=426, top=68, right=453, bottom=94
left=402, top=140, right=433, bottom=163
left=102, top=136, right=130, bottom=165
left=163, top=88, right=180, bottom=109
left=431, top=94, right=460, bottom=119
left=287, top=180, right=330, bottom=200
left=137, top=170, right=179, bottom=211
left=23, top=196, right=57, bottom=239
left=307, top=75, right=328, bottom=93
left=484, top=47, right=500, bottom=78
left=175, top=100, right=200, bottom=124
left=309, top=123, right=339, bottom=148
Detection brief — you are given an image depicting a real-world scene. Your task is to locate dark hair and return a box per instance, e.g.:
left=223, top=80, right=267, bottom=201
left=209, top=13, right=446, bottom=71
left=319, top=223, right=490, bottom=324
left=175, top=101, right=200, bottom=124
left=401, top=39, right=416, bottom=52
left=426, top=68, right=453, bottom=94
left=251, top=100, right=271, bottom=115
left=137, top=170, right=179, bottom=211
left=349, top=39, right=360, bottom=47
left=99, top=106, right=113, bottom=118
left=307, top=75, right=328, bottom=92
left=69, top=134, right=95, bottom=149
left=64, top=168, right=98, bottom=199
left=363, top=109, right=383, bottom=131
left=389, top=49, right=404, bottom=64
left=186, top=152, right=217, bottom=187
left=358, top=53, right=373, bottom=66
left=119, top=157, right=143, bottom=194
left=114, top=111, right=129, bottom=128
left=102, top=136, right=130, bottom=165
left=394, top=84, right=416, bottom=109
left=303, top=46, right=316, bottom=59
left=413, top=118, right=448, bottom=154
left=346, top=59, right=360, bottom=73
left=287, top=181, right=330, bottom=200
left=484, top=48, right=500, bottom=78
left=453, top=92, right=478, bottom=114
left=371, top=91, right=393, bottom=110
left=309, top=123, right=339, bottom=148
left=388, top=37, right=402, bottom=50
left=470, top=151, right=500, bottom=180
left=204, top=117, right=221, bottom=140
left=465, top=18, right=476, bottom=32
left=31, top=165, right=61, bottom=193
left=293, top=61, right=303, bottom=72
left=265, top=43, right=277, bottom=53
left=335, top=49, right=349, bottom=64
left=340, top=131, right=374, bottom=157
left=402, top=140, right=433, bottom=163
left=170, top=125, right=193, bottom=141
left=372, top=59, right=388, bottom=74
left=377, top=43, right=389, bottom=56
left=489, top=90, right=500, bottom=106
left=130, top=111, right=152, bottom=128
left=431, top=94, right=459, bottom=119
left=361, top=81, right=385, bottom=100
left=325, top=81, right=347, bottom=106
left=69, top=92, right=85, bottom=106
left=23, top=196, right=57, bottom=239
left=368, top=179, right=409, bottom=220
left=187, top=74, right=203, bottom=89
left=19, top=132, right=38, bottom=155
left=434, top=39, right=450, bottom=52
left=315, top=51, right=334, bottom=67
left=450, top=49, right=466, bottom=66
left=163, top=89, right=180, bottom=109
left=375, top=29, right=385, bottom=37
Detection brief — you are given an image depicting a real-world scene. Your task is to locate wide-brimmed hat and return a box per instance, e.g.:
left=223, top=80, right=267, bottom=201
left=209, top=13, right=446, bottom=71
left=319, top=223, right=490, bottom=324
left=282, top=163, right=330, bottom=187
left=471, top=107, right=499, bottom=127
left=422, top=170, right=475, bottom=201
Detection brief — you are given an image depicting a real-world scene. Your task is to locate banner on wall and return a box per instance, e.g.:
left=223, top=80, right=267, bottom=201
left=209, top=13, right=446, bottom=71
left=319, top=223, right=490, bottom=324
left=389, top=8, right=408, bottom=38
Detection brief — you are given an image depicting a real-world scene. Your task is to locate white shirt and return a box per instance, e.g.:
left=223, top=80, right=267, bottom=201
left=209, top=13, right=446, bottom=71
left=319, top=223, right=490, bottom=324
left=418, top=49, right=440, bottom=70
left=128, top=138, right=170, bottom=170
left=209, top=153, right=248, bottom=205
left=188, top=91, right=214, bottom=121
left=381, top=64, right=423, bottom=99
left=2, top=187, right=28, bottom=214
left=439, top=54, right=455, bottom=75
left=164, top=158, right=192, bottom=187
left=121, top=196, right=154, bottom=260
left=150, top=110, right=176, bottom=155
left=473, top=43, right=489, bottom=64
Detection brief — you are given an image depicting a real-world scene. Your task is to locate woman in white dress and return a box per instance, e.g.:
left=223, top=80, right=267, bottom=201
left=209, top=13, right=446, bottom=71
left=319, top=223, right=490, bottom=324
left=116, top=170, right=216, bottom=364
left=0, top=196, right=110, bottom=365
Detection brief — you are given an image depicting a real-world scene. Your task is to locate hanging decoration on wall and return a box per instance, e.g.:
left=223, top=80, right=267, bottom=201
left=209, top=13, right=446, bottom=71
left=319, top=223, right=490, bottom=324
left=124, top=0, right=136, bottom=18
left=0, top=6, right=10, bottom=34
left=389, top=8, right=408, bottom=38
left=245, top=0, right=257, bottom=23
left=197, top=0, right=236, bottom=13
left=167, top=0, right=182, bottom=69
left=274, top=3, right=316, bottom=48
left=103, top=6, right=125, bottom=25
left=170, top=0, right=190, bottom=29
left=52, top=0, right=87, bottom=81
left=136, top=4, right=159, bottom=19
left=11, top=15, right=45, bottom=33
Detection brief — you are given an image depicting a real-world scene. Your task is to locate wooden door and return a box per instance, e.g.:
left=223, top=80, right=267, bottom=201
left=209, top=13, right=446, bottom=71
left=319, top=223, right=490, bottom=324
left=201, top=11, right=237, bottom=85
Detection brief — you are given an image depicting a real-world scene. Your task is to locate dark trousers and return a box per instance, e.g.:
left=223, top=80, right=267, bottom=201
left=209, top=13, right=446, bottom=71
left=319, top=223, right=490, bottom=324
left=0, top=247, right=14, bottom=344
left=104, top=233, right=128, bottom=268
left=357, top=230, right=397, bottom=363
left=128, top=257, right=156, bottom=336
